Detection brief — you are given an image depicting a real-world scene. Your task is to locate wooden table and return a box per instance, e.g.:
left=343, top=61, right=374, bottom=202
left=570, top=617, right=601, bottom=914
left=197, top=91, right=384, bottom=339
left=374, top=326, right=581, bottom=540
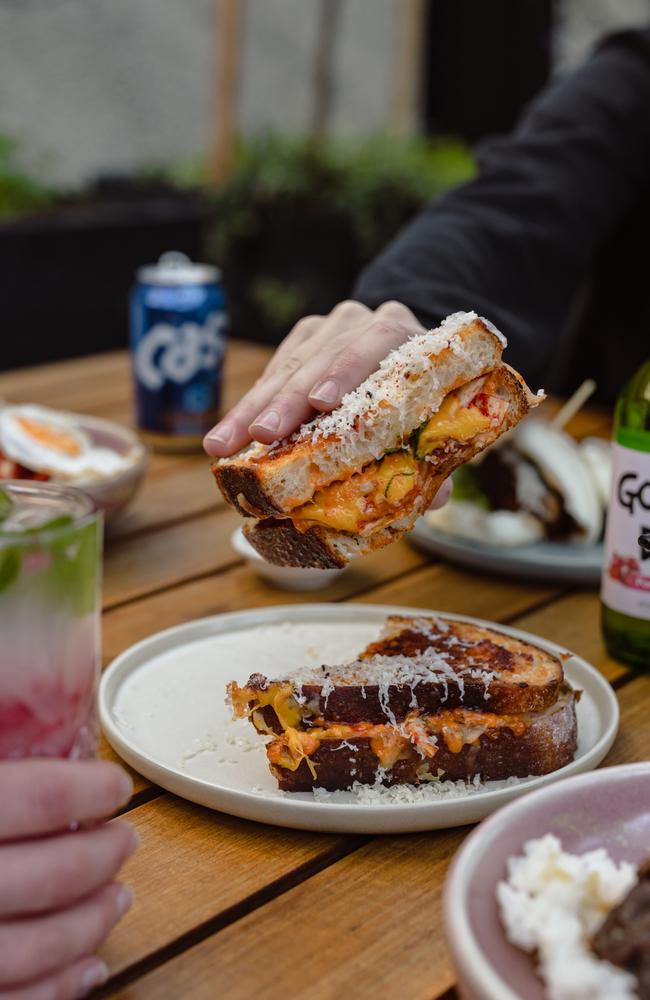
left=1, top=342, right=647, bottom=1000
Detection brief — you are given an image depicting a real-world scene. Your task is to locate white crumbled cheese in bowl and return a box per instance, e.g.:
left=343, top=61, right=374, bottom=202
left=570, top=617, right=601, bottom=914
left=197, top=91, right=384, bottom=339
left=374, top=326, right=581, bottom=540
left=497, top=834, right=639, bottom=1000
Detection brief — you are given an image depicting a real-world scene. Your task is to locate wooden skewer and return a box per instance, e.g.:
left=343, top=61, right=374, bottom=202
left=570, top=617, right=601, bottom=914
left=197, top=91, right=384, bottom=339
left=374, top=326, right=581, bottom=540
left=550, top=378, right=597, bottom=431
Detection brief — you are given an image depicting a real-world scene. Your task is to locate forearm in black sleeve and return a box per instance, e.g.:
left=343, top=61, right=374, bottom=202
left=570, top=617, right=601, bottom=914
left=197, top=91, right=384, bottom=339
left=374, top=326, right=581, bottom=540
left=353, top=28, right=650, bottom=379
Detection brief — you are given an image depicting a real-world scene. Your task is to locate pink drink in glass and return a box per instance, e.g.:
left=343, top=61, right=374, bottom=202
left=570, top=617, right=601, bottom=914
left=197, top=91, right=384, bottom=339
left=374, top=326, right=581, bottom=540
left=0, top=481, right=102, bottom=758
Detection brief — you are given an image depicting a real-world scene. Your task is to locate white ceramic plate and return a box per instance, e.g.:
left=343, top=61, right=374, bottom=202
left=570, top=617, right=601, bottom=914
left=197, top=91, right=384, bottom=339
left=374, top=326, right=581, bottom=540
left=409, top=518, right=603, bottom=585
left=99, top=604, right=619, bottom=835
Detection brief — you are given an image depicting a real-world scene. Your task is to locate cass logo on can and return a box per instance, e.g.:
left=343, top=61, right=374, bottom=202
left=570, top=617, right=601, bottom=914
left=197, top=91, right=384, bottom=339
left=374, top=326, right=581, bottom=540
left=134, top=313, right=226, bottom=391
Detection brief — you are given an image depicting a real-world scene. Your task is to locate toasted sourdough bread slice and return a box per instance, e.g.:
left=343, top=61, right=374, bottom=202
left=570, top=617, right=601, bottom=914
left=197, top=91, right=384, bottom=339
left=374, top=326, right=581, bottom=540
left=267, top=686, right=578, bottom=792
left=227, top=616, right=565, bottom=729
left=213, top=311, right=510, bottom=518
left=241, top=363, right=540, bottom=568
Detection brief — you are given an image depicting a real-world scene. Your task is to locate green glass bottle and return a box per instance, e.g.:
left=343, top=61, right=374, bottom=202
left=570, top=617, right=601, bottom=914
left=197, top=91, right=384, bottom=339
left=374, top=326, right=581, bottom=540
left=601, top=360, right=650, bottom=668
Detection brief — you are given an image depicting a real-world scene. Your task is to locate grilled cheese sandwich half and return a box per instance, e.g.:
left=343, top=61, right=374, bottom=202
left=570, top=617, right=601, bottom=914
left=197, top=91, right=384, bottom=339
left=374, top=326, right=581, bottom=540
left=226, top=615, right=578, bottom=793
left=213, top=312, right=543, bottom=567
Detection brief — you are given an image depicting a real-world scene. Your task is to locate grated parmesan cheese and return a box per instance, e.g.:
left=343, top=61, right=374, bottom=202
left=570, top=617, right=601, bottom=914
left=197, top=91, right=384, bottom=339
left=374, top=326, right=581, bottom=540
left=310, top=773, right=526, bottom=805
left=288, top=311, right=502, bottom=450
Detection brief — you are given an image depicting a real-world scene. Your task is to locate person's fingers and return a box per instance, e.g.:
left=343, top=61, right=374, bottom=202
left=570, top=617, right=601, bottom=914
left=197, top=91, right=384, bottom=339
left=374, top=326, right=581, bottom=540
left=203, top=315, right=324, bottom=457
left=429, top=478, right=452, bottom=510
left=0, top=821, right=138, bottom=918
left=247, top=304, right=375, bottom=443
left=0, top=761, right=132, bottom=842
left=373, top=300, right=421, bottom=325
left=261, top=314, right=324, bottom=376
left=204, top=303, right=373, bottom=456
left=0, top=882, right=132, bottom=987
left=1, top=957, right=109, bottom=1000
left=308, top=314, right=422, bottom=411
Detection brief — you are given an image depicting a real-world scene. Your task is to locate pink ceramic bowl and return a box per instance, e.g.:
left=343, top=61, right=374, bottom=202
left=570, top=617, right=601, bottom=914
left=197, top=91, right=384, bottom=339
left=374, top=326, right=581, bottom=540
left=65, top=413, right=148, bottom=521
left=444, top=762, right=650, bottom=1000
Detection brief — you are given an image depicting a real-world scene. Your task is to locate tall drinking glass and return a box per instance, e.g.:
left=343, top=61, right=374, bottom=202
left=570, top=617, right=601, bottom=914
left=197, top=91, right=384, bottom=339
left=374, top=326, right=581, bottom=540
left=0, top=481, right=102, bottom=759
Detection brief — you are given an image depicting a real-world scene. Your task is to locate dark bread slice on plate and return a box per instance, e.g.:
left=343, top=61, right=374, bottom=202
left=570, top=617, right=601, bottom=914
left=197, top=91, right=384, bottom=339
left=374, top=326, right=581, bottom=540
left=268, top=686, right=578, bottom=792
left=227, top=616, right=564, bottom=730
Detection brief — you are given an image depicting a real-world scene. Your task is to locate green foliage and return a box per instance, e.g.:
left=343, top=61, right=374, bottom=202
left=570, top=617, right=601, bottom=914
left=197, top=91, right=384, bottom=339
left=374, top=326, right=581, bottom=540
left=451, top=464, right=491, bottom=509
left=0, top=136, right=54, bottom=221
left=205, top=133, right=474, bottom=339
left=252, top=277, right=307, bottom=330
left=210, top=133, right=474, bottom=260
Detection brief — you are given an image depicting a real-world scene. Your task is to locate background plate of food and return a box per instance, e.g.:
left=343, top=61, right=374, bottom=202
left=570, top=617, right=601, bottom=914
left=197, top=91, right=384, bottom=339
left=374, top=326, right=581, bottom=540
left=444, top=761, right=650, bottom=1000
left=0, top=403, right=148, bottom=519
left=99, top=603, right=618, bottom=835
left=409, top=415, right=610, bottom=585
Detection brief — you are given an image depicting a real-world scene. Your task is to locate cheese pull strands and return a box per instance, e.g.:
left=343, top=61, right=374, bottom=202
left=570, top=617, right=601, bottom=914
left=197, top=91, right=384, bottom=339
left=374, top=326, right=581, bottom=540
left=551, top=379, right=597, bottom=431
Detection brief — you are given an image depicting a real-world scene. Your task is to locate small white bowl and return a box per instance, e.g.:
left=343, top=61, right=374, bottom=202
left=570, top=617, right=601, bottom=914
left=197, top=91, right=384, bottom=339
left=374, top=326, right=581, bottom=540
left=231, top=526, right=347, bottom=591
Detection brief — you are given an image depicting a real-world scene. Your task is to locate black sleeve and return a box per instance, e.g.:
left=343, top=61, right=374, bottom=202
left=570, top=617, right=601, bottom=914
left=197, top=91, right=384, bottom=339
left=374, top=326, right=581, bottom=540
left=353, top=28, right=650, bottom=380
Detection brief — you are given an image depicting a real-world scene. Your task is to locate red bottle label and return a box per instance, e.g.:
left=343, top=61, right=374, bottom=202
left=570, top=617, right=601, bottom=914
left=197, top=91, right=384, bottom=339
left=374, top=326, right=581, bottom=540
left=601, top=442, right=650, bottom=620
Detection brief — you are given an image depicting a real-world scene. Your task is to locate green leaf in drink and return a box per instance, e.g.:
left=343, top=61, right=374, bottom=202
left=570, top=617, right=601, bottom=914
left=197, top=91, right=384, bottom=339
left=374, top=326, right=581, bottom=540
left=0, top=488, right=13, bottom=524
left=0, top=547, right=21, bottom=593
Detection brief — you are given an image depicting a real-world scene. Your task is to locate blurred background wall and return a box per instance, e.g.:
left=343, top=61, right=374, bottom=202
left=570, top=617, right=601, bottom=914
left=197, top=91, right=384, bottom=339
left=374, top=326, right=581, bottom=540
left=2, top=0, right=648, bottom=186
left=1, top=0, right=649, bottom=369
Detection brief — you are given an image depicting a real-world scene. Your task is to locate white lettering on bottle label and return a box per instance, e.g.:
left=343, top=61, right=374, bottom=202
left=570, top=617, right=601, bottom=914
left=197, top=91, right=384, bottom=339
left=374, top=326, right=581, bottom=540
left=134, top=313, right=226, bottom=391
left=601, top=441, right=650, bottom=620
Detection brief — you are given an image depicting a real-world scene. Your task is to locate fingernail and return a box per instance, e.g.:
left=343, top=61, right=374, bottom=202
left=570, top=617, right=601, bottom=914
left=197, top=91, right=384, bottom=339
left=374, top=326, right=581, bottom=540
left=205, top=421, right=233, bottom=446
left=116, top=884, right=134, bottom=918
left=310, top=380, right=339, bottom=406
left=117, top=822, right=139, bottom=854
left=117, top=771, right=134, bottom=803
left=252, top=410, right=281, bottom=434
left=78, top=959, right=109, bottom=997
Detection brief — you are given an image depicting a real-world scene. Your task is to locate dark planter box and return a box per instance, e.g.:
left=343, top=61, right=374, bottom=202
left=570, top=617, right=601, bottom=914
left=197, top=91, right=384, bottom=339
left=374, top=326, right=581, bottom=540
left=0, top=189, right=208, bottom=370
left=216, top=195, right=362, bottom=347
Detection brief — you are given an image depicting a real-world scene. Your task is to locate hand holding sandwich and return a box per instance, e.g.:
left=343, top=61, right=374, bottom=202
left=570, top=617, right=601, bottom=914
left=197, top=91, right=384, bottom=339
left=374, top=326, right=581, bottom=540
left=209, top=309, right=542, bottom=568
left=205, top=299, right=428, bottom=450
left=204, top=299, right=452, bottom=508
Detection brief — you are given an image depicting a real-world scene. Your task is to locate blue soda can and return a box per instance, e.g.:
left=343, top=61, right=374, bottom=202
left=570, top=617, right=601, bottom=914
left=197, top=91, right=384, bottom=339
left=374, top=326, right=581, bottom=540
left=129, top=251, right=227, bottom=451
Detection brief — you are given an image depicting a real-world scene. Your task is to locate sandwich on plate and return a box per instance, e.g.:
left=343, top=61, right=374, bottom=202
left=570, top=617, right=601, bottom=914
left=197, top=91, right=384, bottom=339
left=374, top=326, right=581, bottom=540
left=212, top=311, right=544, bottom=568
left=426, top=420, right=610, bottom=548
left=227, top=615, right=578, bottom=793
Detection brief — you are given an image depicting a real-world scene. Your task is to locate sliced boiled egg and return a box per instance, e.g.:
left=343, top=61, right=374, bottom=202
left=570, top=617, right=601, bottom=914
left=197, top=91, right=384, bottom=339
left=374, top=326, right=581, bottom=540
left=0, top=405, right=132, bottom=481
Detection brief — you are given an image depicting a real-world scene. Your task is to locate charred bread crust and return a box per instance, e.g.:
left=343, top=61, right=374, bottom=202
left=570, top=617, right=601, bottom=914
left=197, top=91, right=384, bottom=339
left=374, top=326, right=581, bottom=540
left=211, top=463, right=281, bottom=518
left=271, top=689, right=578, bottom=792
left=241, top=615, right=564, bottom=722
left=256, top=676, right=561, bottom=726
left=243, top=518, right=350, bottom=569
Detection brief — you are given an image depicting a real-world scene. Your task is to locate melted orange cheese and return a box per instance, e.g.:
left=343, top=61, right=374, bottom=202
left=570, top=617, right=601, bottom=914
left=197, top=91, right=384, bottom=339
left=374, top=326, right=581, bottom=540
left=291, top=392, right=496, bottom=533
left=293, top=451, right=420, bottom=533
left=227, top=681, right=304, bottom=731
left=415, top=394, right=491, bottom=457
left=428, top=708, right=529, bottom=753
left=265, top=708, right=530, bottom=775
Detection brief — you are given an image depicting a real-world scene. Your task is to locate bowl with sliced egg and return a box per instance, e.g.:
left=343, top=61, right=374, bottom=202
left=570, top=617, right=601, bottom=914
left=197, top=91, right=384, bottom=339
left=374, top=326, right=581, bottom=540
left=0, top=404, right=148, bottom=519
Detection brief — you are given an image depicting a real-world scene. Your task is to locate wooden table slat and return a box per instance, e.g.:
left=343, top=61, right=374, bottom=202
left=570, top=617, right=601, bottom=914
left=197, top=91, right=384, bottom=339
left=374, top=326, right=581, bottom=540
left=100, top=798, right=354, bottom=979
